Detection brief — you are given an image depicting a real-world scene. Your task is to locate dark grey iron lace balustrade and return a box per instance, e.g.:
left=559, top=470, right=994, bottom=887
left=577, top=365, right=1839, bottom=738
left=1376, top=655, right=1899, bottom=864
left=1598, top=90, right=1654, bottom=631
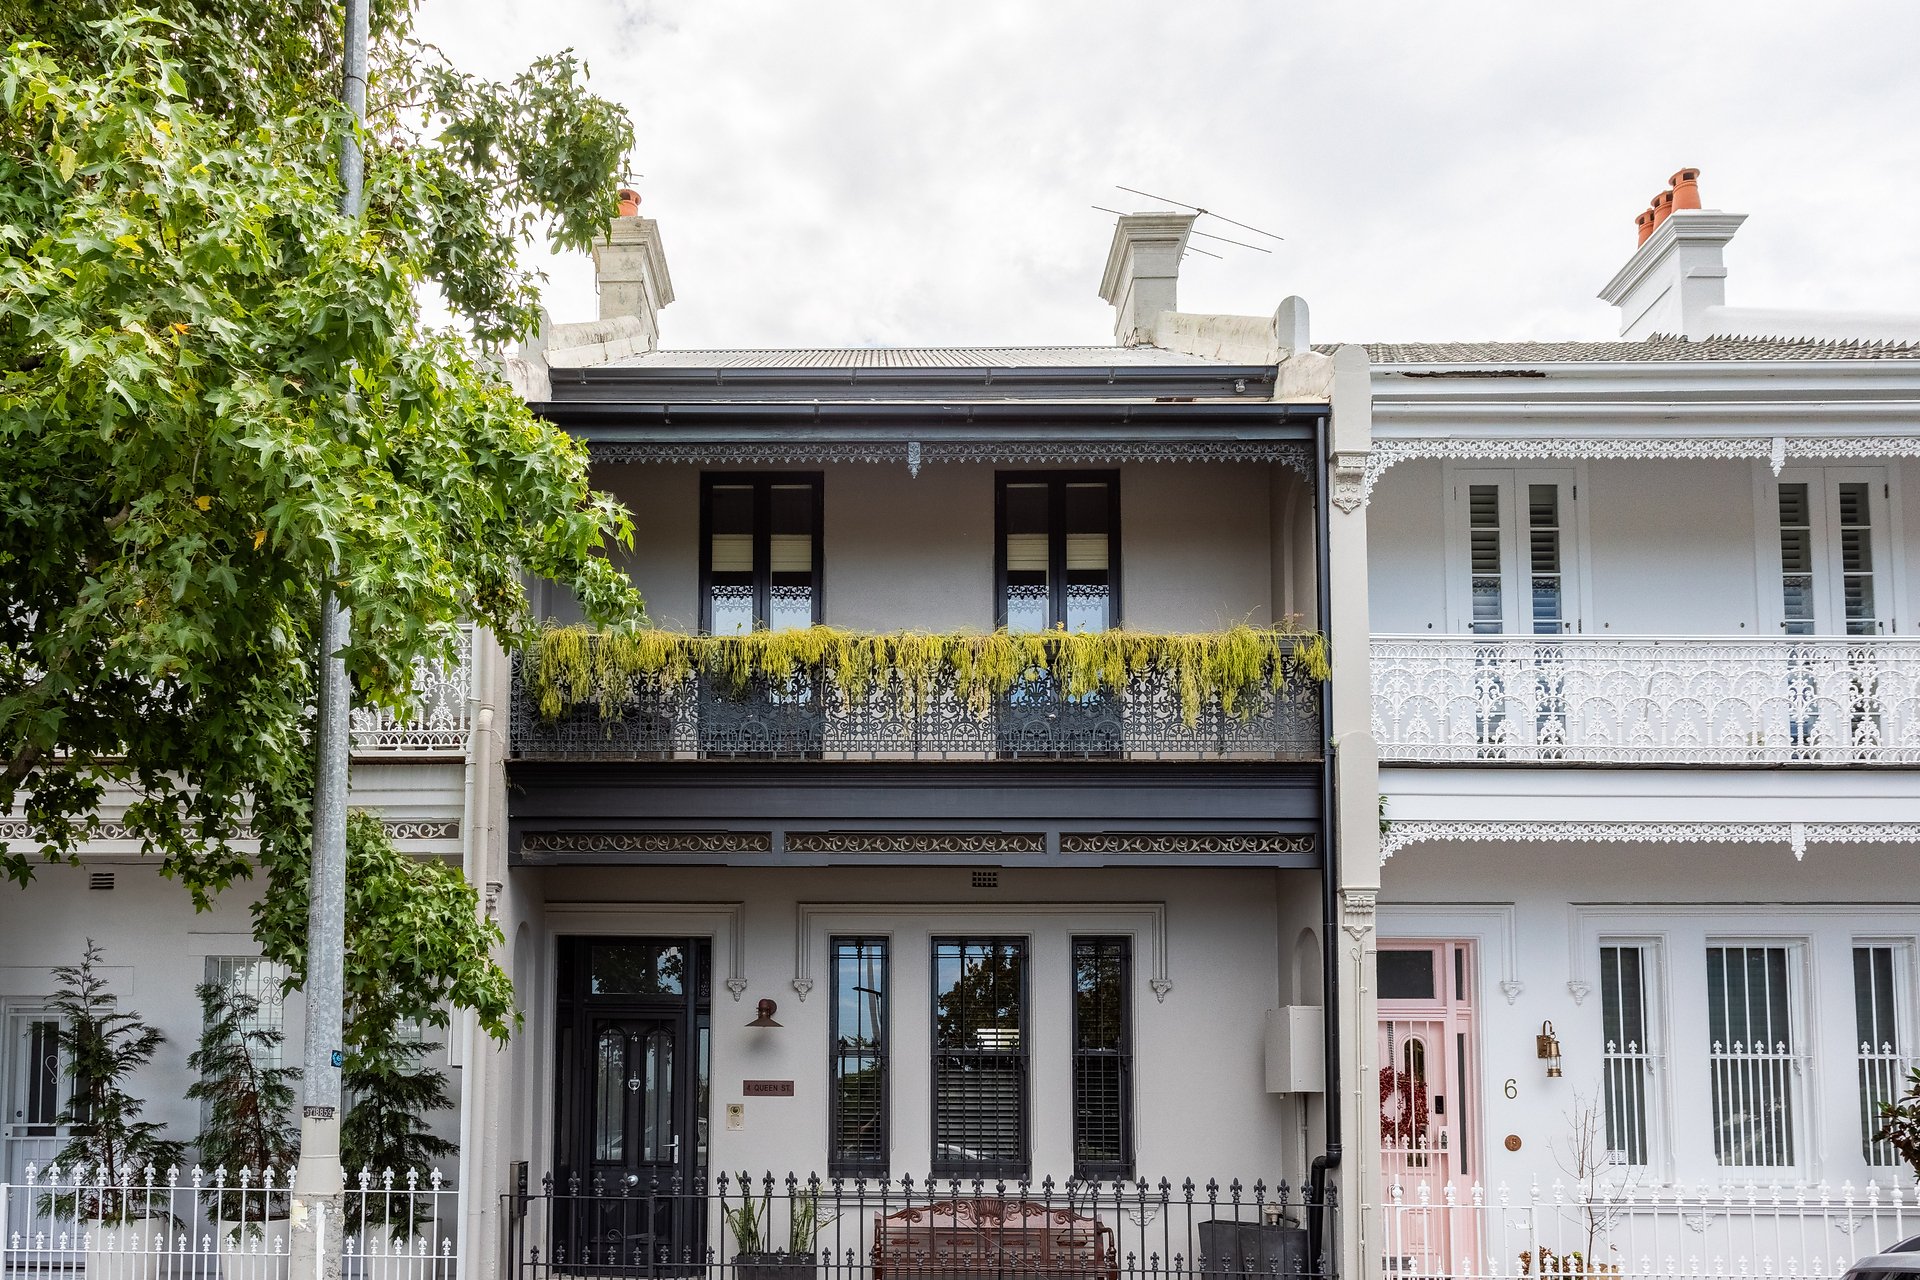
left=510, top=653, right=1323, bottom=762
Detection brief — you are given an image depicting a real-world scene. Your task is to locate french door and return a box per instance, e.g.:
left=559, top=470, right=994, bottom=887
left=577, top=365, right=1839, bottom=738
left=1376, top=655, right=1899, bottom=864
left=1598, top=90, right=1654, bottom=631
left=1453, top=469, right=1580, bottom=636
left=1377, top=941, right=1479, bottom=1277
left=555, top=939, right=709, bottom=1274
left=1768, top=468, right=1893, bottom=635
left=3, top=1006, right=66, bottom=1184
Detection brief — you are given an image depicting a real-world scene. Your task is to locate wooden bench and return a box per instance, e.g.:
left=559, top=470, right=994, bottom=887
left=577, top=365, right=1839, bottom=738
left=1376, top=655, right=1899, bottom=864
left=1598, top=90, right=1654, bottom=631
left=870, top=1198, right=1118, bottom=1280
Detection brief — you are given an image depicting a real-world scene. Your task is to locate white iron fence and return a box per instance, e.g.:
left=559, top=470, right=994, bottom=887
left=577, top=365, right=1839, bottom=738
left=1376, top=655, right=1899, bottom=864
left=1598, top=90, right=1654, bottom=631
left=1371, top=636, right=1920, bottom=764
left=1, top=1165, right=458, bottom=1280
left=1369, top=1180, right=1919, bottom=1279
left=349, top=626, right=474, bottom=755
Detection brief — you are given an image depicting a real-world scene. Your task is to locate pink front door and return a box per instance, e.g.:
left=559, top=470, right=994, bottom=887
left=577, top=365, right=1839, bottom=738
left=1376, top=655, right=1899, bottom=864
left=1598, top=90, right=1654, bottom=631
left=1378, top=940, right=1479, bottom=1277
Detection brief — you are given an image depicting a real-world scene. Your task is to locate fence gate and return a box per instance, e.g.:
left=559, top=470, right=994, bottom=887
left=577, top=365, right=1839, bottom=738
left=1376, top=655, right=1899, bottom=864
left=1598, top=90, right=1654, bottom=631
left=1377, top=940, right=1479, bottom=1276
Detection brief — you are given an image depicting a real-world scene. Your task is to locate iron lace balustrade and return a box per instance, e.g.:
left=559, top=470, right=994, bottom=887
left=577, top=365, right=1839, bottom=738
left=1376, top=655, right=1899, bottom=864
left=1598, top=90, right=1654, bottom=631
left=1371, top=634, right=1920, bottom=764
left=350, top=624, right=476, bottom=754
left=510, top=648, right=1323, bottom=763
left=505, top=1170, right=1335, bottom=1280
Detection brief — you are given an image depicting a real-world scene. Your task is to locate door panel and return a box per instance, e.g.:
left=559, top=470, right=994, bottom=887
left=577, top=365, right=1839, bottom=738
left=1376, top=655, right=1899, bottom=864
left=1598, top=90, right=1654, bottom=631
left=1378, top=941, right=1480, bottom=1276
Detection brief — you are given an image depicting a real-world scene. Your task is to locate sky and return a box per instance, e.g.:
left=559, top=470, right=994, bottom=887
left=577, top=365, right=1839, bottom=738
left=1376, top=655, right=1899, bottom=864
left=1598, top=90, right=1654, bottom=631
left=413, top=1, right=1920, bottom=350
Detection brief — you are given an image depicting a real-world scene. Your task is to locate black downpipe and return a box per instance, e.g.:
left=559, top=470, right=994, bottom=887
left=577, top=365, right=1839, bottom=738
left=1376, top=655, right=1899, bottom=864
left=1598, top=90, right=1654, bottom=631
left=1307, top=412, right=1342, bottom=1276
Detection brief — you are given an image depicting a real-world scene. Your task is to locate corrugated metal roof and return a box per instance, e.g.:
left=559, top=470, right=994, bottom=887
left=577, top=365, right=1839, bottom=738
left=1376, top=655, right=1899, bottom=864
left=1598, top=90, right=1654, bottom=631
left=1316, top=334, right=1920, bottom=364
left=607, top=344, right=1239, bottom=369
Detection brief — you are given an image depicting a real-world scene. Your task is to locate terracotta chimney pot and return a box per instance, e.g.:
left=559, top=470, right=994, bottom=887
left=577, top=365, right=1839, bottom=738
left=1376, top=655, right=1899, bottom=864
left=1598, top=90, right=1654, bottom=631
left=1635, top=209, right=1656, bottom=245
left=1650, top=188, right=1676, bottom=228
left=1669, top=168, right=1702, bottom=211
left=616, top=188, right=641, bottom=218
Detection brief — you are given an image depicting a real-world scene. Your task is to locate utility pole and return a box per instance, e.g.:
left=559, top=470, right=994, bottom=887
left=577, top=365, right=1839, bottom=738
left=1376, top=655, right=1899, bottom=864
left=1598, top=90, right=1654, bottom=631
left=294, top=1, right=367, bottom=1275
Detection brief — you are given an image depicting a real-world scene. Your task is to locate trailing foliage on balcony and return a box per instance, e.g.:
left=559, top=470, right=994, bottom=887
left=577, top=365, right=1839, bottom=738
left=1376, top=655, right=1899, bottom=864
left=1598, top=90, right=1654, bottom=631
left=529, top=624, right=1329, bottom=728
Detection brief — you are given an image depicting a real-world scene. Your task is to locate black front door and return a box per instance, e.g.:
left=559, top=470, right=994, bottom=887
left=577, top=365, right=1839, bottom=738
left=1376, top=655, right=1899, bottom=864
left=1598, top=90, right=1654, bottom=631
left=556, top=938, right=710, bottom=1273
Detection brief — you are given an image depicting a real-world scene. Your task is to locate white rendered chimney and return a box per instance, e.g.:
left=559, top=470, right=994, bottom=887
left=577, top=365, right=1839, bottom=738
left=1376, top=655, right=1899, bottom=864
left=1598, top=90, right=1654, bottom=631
left=1598, top=169, right=1743, bottom=340
left=590, top=199, right=674, bottom=351
left=1099, top=213, right=1196, bottom=346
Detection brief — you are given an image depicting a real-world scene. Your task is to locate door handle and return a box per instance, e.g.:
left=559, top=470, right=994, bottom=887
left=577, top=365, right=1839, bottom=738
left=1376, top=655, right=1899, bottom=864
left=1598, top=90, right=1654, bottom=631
left=625, top=1174, right=639, bottom=1188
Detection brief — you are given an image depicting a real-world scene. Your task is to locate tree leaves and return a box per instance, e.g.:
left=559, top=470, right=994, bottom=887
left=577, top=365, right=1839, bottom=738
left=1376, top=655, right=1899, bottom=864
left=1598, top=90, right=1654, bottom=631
left=1, top=12, right=645, bottom=901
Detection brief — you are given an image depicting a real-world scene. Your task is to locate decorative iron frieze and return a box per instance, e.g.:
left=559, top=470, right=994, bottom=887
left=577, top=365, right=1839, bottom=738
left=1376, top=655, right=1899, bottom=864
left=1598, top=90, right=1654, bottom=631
left=1357, top=434, right=1920, bottom=507
left=1379, top=819, right=1920, bottom=865
left=520, top=830, right=774, bottom=856
left=1058, top=832, right=1315, bottom=856
left=0, top=818, right=457, bottom=843
left=785, top=831, right=1046, bottom=855
left=590, top=438, right=1317, bottom=482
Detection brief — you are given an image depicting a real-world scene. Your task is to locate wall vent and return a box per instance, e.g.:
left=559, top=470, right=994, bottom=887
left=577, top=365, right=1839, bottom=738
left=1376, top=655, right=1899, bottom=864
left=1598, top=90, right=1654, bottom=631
left=89, top=871, right=115, bottom=891
left=971, top=871, right=999, bottom=889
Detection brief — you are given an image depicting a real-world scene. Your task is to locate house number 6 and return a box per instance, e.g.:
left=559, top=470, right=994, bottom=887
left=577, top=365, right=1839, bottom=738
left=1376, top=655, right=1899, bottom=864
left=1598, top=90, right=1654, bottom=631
left=1503, top=1078, right=1518, bottom=1099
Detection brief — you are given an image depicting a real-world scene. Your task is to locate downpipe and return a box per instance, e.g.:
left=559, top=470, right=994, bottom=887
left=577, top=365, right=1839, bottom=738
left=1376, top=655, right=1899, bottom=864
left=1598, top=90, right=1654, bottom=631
left=1308, top=412, right=1342, bottom=1276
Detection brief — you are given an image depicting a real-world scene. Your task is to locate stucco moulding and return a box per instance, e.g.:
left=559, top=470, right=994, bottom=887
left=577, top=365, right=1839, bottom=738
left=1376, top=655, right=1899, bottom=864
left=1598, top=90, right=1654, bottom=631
left=1354, top=434, right=1920, bottom=508
left=1378, top=818, right=1920, bottom=865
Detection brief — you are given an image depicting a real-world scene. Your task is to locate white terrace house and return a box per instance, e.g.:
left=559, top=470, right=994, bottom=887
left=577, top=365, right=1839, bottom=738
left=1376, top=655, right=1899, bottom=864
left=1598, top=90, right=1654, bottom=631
left=1354, top=176, right=1920, bottom=1277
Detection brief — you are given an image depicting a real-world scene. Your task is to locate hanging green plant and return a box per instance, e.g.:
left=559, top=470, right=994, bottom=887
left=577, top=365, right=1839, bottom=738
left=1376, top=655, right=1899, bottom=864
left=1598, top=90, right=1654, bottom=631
left=527, top=623, right=1328, bottom=729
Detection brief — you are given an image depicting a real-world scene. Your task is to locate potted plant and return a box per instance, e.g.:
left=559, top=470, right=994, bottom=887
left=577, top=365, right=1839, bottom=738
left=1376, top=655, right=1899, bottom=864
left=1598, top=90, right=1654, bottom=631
left=725, top=1175, right=823, bottom=1280
left=187, top=975, right=300, bottom=1280
left=41, top=940, right=185, bottom=1280
left=340, top=1007, right=456, bottom=1280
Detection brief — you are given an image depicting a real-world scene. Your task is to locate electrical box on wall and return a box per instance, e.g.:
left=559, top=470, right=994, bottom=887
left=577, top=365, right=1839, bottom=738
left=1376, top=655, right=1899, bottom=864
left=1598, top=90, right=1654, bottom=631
left=1264, top=1006, right=1324, bottom=1093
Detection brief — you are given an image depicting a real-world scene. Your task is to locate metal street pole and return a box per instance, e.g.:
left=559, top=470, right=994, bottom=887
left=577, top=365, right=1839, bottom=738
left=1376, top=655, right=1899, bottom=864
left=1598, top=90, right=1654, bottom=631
left=293, top=0, right=368, bottom=1256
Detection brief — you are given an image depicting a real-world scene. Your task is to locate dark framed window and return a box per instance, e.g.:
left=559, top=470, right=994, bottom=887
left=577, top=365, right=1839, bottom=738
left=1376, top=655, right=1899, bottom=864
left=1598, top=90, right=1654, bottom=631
left=699, top=473, right=823, bottom=633
left=931, top=938, right=1028, bottom=1178
left=830, top=937, right=889, bottom=1177
left=1072, top=937, right=1133, bottom=1177
left=995, top=472, right=1119, bottom=632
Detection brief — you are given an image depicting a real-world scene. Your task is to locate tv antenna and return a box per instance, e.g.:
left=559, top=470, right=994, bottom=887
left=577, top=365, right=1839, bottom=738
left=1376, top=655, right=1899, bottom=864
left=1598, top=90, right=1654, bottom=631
left=1112, top=184, right=1284, bottom=249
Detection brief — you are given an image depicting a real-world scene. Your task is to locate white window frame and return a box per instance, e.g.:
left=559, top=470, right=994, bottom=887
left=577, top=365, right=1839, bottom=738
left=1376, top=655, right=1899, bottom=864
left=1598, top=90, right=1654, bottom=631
left=1444, top=465, right=1587, bottom=635
left=1699, top=937, right=1810, bottom=1178
left=1755, top=465, right=1904, bottom=636
left=1595, top=937, right=1667, bottom=1174
left=1851, top=937, right=1916, bottom=1168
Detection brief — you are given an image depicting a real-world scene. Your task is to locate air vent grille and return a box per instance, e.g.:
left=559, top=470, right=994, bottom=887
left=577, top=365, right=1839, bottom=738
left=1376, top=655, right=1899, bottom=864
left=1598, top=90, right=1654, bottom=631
left=89, top=872, right=115, bottom=891
left=970, top=871, right=999, bottom=889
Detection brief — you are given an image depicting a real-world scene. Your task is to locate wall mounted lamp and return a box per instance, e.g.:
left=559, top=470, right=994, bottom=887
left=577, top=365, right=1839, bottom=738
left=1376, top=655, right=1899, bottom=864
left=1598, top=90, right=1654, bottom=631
left=747, top=998, right=782, bottom=1029
left=1537, top=1020, right=1563, bottom=1077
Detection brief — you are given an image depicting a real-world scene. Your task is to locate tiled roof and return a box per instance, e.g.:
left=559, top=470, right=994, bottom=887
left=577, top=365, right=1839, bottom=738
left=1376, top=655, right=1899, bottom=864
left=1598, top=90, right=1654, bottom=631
left=1320, top=334, right=1920, bottom=364
left=607, top=344, right=1240, bottom=369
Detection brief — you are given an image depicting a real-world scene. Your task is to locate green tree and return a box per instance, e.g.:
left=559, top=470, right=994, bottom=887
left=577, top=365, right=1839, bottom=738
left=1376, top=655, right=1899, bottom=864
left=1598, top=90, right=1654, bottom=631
left=43, top=940, right=186, bottom=1223
left=186, top=974, right=300, bottom=1218
left=1878, top=1066, right=1920, bottom=1183
left=0, top=3, right=646, bottom=907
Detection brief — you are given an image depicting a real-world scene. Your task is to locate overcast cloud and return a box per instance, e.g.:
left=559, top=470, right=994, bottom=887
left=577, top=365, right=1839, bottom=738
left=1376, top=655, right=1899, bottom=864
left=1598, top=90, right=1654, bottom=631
left=414, top=1, right=1920, bottom=349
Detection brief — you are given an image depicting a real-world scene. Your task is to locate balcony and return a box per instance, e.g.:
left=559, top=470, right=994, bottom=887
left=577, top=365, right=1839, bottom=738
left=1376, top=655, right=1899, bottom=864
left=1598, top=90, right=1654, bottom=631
left=1372, top=635, right=1920, bottom=765
left=350, top=625, right=475, bottom=756
left=511, top=628, right=1325, bottom=763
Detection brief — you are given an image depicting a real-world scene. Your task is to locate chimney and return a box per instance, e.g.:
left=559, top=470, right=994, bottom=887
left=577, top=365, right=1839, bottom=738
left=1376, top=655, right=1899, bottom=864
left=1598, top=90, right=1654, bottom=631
left=1099, top=213, right=1196, bottom=346
left=590, top=203, right=674, bottom=351
left=1598, top=167, right=1744, bottom=340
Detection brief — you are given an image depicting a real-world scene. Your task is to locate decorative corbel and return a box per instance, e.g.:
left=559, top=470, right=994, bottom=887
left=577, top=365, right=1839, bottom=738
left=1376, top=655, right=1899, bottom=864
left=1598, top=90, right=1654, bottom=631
left=1330, top=450, right=1369, bottom=514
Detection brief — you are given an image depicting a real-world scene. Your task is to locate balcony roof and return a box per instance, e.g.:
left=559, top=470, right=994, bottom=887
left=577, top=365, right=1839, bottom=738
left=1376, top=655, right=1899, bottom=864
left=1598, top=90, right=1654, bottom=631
left=603, top=343, right=1245, bottom=369
left=1324, top=333, right=1920, bottom=367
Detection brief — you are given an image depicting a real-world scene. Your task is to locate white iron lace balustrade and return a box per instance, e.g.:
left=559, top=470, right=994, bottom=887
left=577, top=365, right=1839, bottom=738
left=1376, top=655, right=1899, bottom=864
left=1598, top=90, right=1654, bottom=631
left=1369, top=1178, right=1920, bottom=1280
left=510, top=646, right=1323, bottom=762
left=1371, top=635, right=1920, bottom=764
left=349, top=625, right=475, bottom=754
